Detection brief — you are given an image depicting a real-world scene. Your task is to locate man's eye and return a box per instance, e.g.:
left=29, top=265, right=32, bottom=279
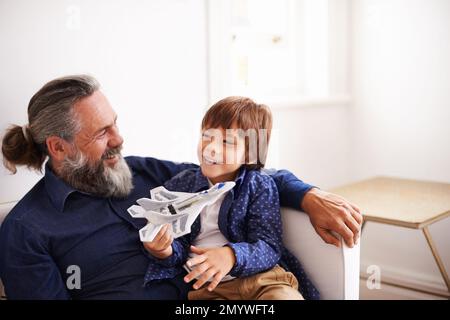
left=98, top=130, right=107, bottom=138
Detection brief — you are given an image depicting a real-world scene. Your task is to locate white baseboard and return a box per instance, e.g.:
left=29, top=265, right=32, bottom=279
left=361, top=261, right=449, bottom=298
left=359, top=279, right=446, bottom=300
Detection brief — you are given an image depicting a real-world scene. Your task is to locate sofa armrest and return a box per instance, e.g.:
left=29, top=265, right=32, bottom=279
left=281, top=207, right=360, bottom=300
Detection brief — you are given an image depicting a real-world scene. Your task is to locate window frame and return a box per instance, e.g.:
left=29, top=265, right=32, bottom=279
left=206, top=0, right=351, bottom=108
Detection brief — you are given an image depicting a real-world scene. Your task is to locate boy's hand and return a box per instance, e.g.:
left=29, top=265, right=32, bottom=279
left=184, top=245, right=236, bottom=292
left=143, top=224, right=173, bottom=259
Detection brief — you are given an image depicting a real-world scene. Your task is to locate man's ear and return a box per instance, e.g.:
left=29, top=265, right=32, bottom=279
left=46, top=136, right=72, bottom=162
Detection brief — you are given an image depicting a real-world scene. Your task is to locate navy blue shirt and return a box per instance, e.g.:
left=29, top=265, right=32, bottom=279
left=0, top=156, right=314, bottom=299
left=143, top=167, right=320, bottom=300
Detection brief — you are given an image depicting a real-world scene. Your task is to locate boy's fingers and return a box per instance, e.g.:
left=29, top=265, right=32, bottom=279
left=207, top=273, right=223, bottom=291
left=161, top=233, right=173, bottom=249
left=161, top=225, right=172, bottom=243
left=184, top=261, right=209, bottom=283
left=190, top=245, right=207, bottom=255
left=153, top=224, right=168, bottom=242
left=186, top=254, right=207, bottom=268
left=193, top=268, right=216, bottom=290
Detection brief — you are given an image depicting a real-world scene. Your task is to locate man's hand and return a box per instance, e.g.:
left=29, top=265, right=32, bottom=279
left=143, top=224, right=173, bottom=259
left=302, top=188, right=363, bottom=248
left=184, top=245, right=236, bottom=292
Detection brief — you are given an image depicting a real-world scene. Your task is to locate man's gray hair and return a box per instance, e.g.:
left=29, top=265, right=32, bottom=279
left=2, top=74, right=100, bottom=173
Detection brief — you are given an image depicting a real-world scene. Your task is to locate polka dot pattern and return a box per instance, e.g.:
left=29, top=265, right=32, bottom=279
left=144, top=167, right=320, bottom=300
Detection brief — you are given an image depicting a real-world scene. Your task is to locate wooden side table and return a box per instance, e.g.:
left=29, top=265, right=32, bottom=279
left=331, top=177, right=450, bottom=298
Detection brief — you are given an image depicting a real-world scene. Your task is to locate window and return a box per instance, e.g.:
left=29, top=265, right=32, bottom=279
left=207, top=0, right=350, bottom=107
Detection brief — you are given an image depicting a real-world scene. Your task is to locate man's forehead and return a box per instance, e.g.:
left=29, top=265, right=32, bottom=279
left=73, top=91, right=117, bottom=131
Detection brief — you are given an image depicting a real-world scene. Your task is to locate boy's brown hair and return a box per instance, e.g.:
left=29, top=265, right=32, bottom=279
left=201, top=96, right=272, bottom=170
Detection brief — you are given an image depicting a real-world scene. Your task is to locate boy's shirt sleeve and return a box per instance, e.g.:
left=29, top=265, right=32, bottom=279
left=142, top=235, right=190, bottom=268
left=226, top=174, right=283, bottom=278
left=264, top=168, right=316, bottom=211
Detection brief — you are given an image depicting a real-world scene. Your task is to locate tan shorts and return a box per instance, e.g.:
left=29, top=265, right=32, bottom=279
left=188, top=265, right=304, bottom=300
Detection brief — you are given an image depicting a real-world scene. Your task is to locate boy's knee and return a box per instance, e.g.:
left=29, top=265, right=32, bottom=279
left=257, top=284, right=304, bottom=300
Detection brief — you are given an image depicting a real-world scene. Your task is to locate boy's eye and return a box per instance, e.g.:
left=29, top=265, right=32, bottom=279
left=223, top=139, right=235, bottom=145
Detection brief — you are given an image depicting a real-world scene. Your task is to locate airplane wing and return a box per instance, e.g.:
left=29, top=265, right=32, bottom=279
left=128, top=182, right=236, bottom=242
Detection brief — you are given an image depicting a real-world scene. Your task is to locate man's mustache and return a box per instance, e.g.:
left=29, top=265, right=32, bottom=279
left=101, top=146, right=122, bottom=160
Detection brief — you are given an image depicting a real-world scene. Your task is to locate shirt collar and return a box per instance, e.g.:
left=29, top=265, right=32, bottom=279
left=191, top=166, right=248, bottom=194
left=44, top=163, right=77, bottom=212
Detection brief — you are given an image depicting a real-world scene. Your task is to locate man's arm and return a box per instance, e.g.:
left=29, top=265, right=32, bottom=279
left=264, top=168, right=315, bottom=209
left=265, top=168, right=363, bottom=248
left=301, top=188, right=363, bottom=248
left=0, top=219, right=71, bottom=299
left=133, top=157, right=363, bottom=248
left=126, top=156, right=198, bottom=185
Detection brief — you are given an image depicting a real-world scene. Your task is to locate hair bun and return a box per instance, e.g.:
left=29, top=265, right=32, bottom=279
left=1, top=124, right=46, bottom=174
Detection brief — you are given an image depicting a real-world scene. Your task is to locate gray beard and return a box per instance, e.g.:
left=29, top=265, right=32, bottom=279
left=59, top=147, right=134, bottom=198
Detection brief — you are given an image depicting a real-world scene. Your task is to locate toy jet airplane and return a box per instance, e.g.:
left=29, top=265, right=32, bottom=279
left=127, top=181, right=235, bottom=242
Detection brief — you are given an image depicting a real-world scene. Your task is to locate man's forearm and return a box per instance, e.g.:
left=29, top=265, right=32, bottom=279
left=266, top=168, right=316, bottom=210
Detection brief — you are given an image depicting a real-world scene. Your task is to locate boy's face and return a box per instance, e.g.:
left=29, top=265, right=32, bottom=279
left=197, top=123, right=246, bottom=184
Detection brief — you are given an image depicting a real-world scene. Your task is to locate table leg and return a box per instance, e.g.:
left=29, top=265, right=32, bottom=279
left=422, top=227, right=450, bottom=293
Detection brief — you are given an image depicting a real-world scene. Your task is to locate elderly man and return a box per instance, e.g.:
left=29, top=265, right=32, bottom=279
left=0, top=75, right=362, bottom=299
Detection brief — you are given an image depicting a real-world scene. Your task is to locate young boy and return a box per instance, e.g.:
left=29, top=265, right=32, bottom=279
left=142, top=96, right=319, bottom=300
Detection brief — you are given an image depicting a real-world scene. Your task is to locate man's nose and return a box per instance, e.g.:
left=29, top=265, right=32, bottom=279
left=108, top=126, right=124, bottom=148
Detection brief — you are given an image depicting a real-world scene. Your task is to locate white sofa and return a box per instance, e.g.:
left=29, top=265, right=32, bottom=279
left=0, top=202, right=360, bottom=300
left=281, top=208, right=360, bottom=299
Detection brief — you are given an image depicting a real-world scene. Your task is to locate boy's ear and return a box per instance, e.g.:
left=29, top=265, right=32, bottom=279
left=46, top=136, right=72, bottom=162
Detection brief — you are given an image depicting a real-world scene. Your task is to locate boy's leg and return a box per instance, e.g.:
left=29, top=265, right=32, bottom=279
left=188, top=278, right=244, bottom=300
left=241, top=265, right=304, bottom=300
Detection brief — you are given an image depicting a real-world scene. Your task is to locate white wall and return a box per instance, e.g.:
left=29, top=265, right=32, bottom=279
left=267, top=104, right=351, bottom=190
left=351, top=0, right=450, bottom=295
left=351, top=0, right=450, bottom=183
left=0, top=0, right=208, bottom=203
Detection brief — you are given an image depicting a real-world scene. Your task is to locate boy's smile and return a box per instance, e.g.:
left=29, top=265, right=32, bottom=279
left=198, top=124, right=245, bottom=184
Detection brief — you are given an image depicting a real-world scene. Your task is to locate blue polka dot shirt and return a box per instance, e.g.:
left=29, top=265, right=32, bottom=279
left=144, top=167, right=320, bottom=300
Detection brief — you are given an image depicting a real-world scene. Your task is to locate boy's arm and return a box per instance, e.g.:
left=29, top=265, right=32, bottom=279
left=143, top=234, right=190, bottom=268
left=226, top=175, right=283, bottom=278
